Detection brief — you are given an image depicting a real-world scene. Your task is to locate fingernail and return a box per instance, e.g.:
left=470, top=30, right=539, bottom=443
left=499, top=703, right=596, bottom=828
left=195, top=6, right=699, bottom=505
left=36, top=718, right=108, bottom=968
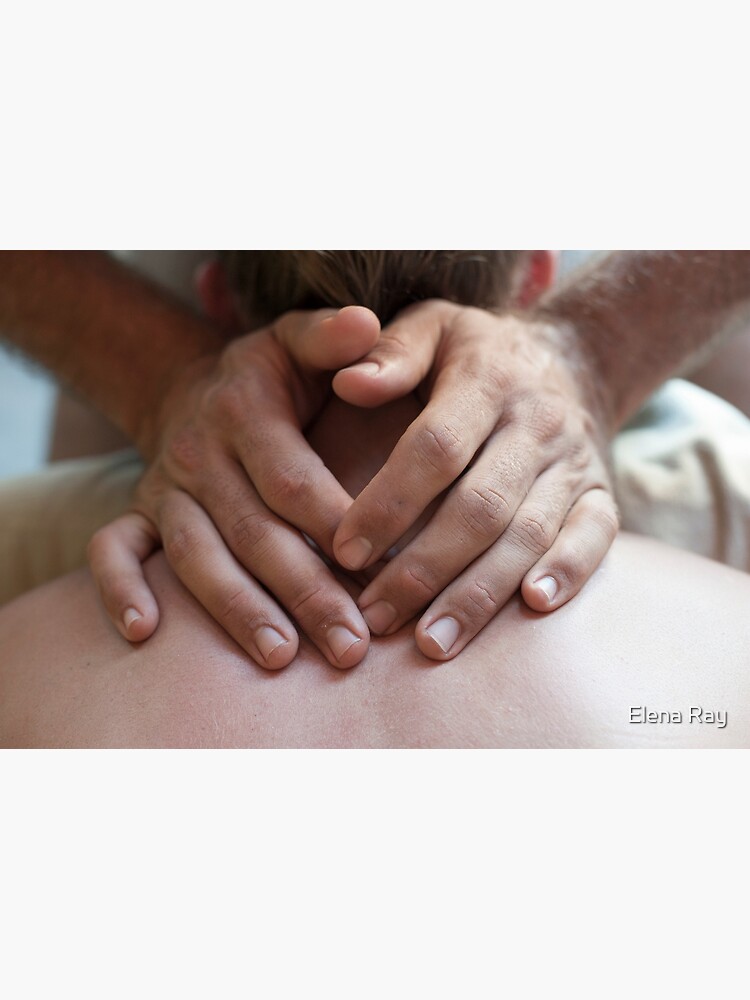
left=536, top=576, right=558, bottom=603
left=123, top=607, right=142, bottom=632
left=255, top=626, right=288, bottom=661
left=361, top=600, right=398, bottom=635
left=327, top=625, right=363, bottom=663
left=345, top=362, right=380, bottom=377
left=425, top=617, right=461, bottom=654
left=338, top=536, right=373, bottom=570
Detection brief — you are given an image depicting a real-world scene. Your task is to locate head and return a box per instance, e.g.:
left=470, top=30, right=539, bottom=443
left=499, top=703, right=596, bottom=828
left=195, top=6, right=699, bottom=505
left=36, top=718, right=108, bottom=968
left=198, top=250, right=556, bottom=330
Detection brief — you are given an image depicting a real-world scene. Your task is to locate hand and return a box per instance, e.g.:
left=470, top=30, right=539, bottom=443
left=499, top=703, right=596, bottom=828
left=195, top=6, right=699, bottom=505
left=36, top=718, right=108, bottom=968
left=87, top=306, right=382, bottom=670
left=329, top=300, right=620, bottom=659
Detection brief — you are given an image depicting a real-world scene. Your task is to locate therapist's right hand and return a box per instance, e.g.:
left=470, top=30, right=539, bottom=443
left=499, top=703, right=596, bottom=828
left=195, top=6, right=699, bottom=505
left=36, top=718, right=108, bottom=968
left=87, top=306, right=381, bottom=670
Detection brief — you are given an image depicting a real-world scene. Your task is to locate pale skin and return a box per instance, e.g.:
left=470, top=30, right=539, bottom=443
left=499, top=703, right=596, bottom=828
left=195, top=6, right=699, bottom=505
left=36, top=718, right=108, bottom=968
left=328, top=298, right=617, bottom=659
left=3, top=249, right=615, bottom=665
left=92, top=266, right=621, bottom=666
left=92, top=250, right=750, bottom=665
left=88, top=305, right=386, bottom=671
left=3, top=251, right=750, bottom=669
left=327, top=252, right=750, bottom=655
left=83, top=250, right=617, bottom=665
left=0, top=253, right=379, bottom=668
left=2, top=386, right=749, bottom=748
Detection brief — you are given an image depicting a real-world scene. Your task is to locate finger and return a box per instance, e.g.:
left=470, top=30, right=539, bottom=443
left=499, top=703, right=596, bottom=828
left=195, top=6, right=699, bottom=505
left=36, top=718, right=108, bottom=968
left=164, top=348, right=355, bottom=566
left=166, top=478, right=370, bottom=670
left=235, top=413, right=355, bottom=558
left=521, top=488, right=620, bottom=613
left=333, top=369, right=505, bottom=571
left=204, top=313, right=370, bottom=559
left=332, top=299, right=450, bottom=408
left=274, top=306, right=381, bottom=372
left=158, top=490, right=301, bottom=670
left=211, top=356, right=355, bottom=558
left=413, top=475, right=576, bottom=660
left=357, top=428, right=543, bottom=634
left=87, top=512, right=161, bottom=643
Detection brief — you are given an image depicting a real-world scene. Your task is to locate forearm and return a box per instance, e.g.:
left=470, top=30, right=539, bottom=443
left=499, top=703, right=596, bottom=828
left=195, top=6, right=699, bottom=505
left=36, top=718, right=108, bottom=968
left=0, top=251, right=225, bottom=452
left=537, top=251, right=750, bottom=430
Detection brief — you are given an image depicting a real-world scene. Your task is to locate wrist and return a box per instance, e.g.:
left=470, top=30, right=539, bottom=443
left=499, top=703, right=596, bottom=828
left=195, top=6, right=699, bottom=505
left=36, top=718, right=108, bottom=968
left=529, top=306, right=619, bottom=438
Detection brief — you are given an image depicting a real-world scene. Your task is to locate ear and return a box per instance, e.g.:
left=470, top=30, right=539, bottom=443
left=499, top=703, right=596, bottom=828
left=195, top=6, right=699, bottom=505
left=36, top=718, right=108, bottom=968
left=513, top=250, right=558, bottom=308
left=194, top=258, right=242, bottom=330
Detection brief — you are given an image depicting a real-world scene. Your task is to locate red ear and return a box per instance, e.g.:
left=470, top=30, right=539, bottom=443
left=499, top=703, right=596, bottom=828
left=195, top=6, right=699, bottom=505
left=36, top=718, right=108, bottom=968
left=194, top=258, right=242, bottom=331
left=514, top=251, right=558, bottom=308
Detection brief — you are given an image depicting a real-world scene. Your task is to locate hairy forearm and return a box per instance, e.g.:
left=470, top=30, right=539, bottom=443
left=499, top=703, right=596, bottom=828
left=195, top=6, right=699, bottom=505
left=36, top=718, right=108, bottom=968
left=0, top=251, right=225, bottom=451
left=537, top=251, right=750, bottom=430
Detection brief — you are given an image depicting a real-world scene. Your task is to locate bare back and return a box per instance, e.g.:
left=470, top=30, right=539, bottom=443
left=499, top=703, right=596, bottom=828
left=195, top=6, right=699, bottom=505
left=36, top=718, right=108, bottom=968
left=2, top=395, right=749, bottom=748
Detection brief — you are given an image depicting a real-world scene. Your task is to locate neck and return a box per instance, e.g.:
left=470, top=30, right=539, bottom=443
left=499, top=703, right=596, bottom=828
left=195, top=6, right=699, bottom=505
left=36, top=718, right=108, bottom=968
left=307, top=393, right=422, bottom=500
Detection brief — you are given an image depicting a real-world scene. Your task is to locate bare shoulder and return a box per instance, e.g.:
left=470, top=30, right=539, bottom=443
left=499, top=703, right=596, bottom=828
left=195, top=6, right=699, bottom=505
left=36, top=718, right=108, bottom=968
left=2, top=534, right=750, bottom=748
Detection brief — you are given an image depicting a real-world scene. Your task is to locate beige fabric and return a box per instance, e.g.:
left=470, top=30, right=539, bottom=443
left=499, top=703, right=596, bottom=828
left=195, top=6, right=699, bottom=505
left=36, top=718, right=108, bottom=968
left=612, top=379, right=750, bottom=570
left=0, top=450, right=142, bottom=605
left=1, top=380, right=750, bottom=607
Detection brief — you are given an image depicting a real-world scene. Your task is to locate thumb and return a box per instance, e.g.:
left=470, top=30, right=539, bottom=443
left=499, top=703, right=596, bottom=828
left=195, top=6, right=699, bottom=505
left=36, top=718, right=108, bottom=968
left=273, top=305, right=381, bottom=372
left=332, top=300, right=450, bottom=408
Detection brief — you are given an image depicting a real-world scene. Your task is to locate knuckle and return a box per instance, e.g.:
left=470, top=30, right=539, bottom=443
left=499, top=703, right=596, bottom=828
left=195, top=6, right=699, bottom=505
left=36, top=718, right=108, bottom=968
left=286, top=581, right=340, bottom=631
left=565, top=437, right=593, bottom=473
left=391, top=563, right=436, bottom=606
left=163, top=522, right=202, bottom=567
left=367, top=492, right=406, bottom=528
left=228, top=510, right=275, bottom=556
left=213, top=378, right=251, bottom=430
left=165, top=427, right=205, bottom=478
left=378, top=330, right=411, bottom=361
left=512, top=508, right=557, bottom=555
left=416, top=421, right=468, bottom=478
left=459, top=578, right=503, bottom=626
left=217, top=586, right=278, bottom=644
left=456, top=481, right=512, bottom=537
left=478, top=358, right=511, bottom=395
left=590, top=497, right=621, bottom=539
left=553, top=500, right=620, bottom=586
left=263, top=460, right=312, bottom=511
left=528, top=398, right=566, bottom=440
left=218, top=587, right=254, bottom=631
left=552, top=542, right=589, bottom=587
left=341, top=492, right=403, bottom=545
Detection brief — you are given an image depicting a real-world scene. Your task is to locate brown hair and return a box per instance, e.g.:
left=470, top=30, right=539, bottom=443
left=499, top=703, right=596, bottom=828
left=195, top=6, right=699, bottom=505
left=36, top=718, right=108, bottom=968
left=217, top=251, right=526, bottom=327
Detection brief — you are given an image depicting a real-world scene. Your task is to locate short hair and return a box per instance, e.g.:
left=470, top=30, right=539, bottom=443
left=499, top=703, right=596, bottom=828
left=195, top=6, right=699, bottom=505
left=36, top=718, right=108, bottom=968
left=217, top=250, right=527, bottom=327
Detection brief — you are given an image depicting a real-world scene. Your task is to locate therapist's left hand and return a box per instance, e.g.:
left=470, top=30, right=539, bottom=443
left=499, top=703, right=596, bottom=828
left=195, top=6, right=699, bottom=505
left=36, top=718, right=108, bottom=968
left=329, top=299, right=620, bottom=660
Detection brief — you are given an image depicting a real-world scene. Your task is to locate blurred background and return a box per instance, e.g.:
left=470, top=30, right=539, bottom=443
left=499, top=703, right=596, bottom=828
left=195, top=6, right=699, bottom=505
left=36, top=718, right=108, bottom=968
left=0, top=344, right=56, bottom=477
left=0, top=250, right=597, bottom=480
